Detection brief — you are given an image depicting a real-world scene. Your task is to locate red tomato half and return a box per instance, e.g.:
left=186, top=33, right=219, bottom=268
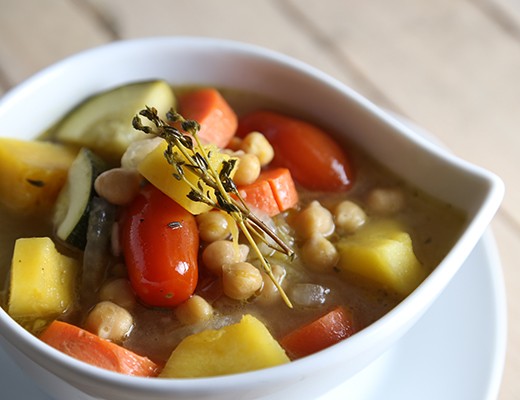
left=120, top=184, right=199, bottom=307
left=237, top=110, right=354, bottom=192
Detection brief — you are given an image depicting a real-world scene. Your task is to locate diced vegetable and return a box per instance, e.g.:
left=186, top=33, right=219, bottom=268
left=236, top=110, right=354, bottom=192
left=51, top=80, right=175, bottom=162
left=279, top=306, right=356, bottom=359
left=53, top=148, right=107, bottom=250
left=178, top=88, right=238, bottom=148
left=137, top=141, right=236, bottom=215
left=39, top=320, right=159, bottom=377
left=159, top=314, right=289, bottom=378
left=120, top=184, right=199, bottom=307
left=8, top=237, right=78, bottom=324
left=238, top=168, right=299, bottom=216
left=336, top=219, right=427, bottom=296
left=0, top=138, right=77, bottom=214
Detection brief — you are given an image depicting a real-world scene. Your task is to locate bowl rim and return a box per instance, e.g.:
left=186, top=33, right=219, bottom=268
left=0, top=36, right=505, bottom=395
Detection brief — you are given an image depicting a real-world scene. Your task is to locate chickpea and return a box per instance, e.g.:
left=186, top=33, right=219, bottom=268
left=84, top=301, right=133, bottom=343
left=292, top=200, right=335, bottom=240
left=202, top=240, right=249, bottom=276
left=99, top=278, right=136, bottom=309
left=120, top=136, right=163, bottom=169
left=233, top=153, right=261, bottom=186
left=366, top=187, right=405, bottom=215
left=94, top=168, right=141, bottom=206
left=301, top=235, right=339, bottom=273
left=196, top=211, right=233, bottom=243
left=175, top=295, right=214, bottom=325
left=334, top=200, right=367, bottom=233
left=255, top=264, right=286, bottom=305
left=222, top=262, right=263, bottom=300
left=239, top=132, right=275, bottom=166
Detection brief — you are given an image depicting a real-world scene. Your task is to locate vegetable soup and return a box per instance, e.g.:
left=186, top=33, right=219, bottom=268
left=0, top=81, right=465, bottom=377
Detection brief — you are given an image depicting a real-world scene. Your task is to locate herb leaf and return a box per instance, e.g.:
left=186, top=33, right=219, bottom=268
left=133, top=107, right=294, bottom=308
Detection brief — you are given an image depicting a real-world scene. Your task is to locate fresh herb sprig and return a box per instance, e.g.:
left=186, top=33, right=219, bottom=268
left=133, top=107, right=294, bottom=308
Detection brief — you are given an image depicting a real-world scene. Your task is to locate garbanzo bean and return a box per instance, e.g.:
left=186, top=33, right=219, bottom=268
left=99, top=278, right=136, bottom=309
left=239, top=131, right=275, bottom=166
left=196, top=211, right=233, bottom=243
left=233, top=153, right=261, bottom=186
left=222, top=262, right=263, bottom=300
left=175, top=295, right=214, bottom=325
left=202, top=240, right=249, bottom=276
left=94, top=168, right=141, bottom=206
left=301, top=235, right=339, bottom=273
left=292, top=200, right=335, bottom=239
left=84, top=301, right=133, bottom=343
left=334, top=200, right=367, bottom=233
left=366, top=187, right=405, bottom=215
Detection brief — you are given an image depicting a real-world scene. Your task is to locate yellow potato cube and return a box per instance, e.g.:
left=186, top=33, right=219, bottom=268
left=138, top=142, right=236, bottom=215
left=160, top=314, right=290, bottom=378
left=0, top=138, right=77, bottom=214
left=8, top=237, right=79, bottom=322
left=336, top=219, right=427, bottom=297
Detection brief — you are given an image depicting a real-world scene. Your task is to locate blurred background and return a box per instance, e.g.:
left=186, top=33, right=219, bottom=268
left=0, top=1, right=518, bottom=398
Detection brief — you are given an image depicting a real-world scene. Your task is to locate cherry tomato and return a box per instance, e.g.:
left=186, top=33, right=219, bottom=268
left=236, top=110, right=354, bottom=192
left=120, top=184, right=199, bottom=307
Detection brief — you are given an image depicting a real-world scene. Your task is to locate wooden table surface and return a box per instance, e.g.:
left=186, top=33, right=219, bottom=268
left=1, top=1, right=518, bottom=399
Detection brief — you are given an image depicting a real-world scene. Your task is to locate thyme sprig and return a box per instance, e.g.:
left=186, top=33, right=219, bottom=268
left=133, top=107, right=294, bottom=308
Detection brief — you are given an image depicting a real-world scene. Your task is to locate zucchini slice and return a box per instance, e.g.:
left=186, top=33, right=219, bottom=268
left=51, top=80, right=175, bottom=163
left=53, top=148, right=107, bottom=250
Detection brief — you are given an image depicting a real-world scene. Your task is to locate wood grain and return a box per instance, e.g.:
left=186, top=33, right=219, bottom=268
left=0, top=0, right=518, bottom=398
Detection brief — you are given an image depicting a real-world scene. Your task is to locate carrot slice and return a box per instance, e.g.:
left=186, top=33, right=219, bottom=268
left=238, top=168, right=299, bottom=216
left=261, top=168, right=299, bottom=213
left=39, top=320, right=159, bottom=377
left=178, top=88, right=238, bottom=148
left=279, top=306, right=356, bottom=359
left=236, top=110, right=354, bottom=192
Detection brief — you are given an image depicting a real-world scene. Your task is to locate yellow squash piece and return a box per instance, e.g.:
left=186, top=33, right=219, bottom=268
left=138, top=142, right=236, bottom=215
left=0, top=138, right=77, bottom=214
left=8, top=237, right=79, bottom=324
left=336, top=219, right=427, bottom=297
left=160, top=314, right=290, bottom=378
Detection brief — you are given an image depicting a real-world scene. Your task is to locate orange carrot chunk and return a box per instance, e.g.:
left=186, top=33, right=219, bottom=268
left=39, top=320, right=159, bottom=377
left=178, top=88, right=238, bottom=148
left=236, top=110, right=354, bottom=192
left=279, top=306, right=356, bottom=360
left=238, top=168, right=299, bottom=216
left=261, top=168, right=299, bottom=213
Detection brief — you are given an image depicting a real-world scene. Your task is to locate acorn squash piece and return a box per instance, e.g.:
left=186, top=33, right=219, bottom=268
left=8, top=237, right=79, bottom=323
left=138, top=142, right=236, bottom=215
left=160, top=314, right=289, bottom=378
left=336, top=219, right=427, bottom=297
left=0, top=138, right=77, bottom=214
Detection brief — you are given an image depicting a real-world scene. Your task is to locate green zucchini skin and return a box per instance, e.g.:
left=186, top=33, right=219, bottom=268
left=51, top=80, right=176, bottom=163
left=53, top=148, right=107, bottom=250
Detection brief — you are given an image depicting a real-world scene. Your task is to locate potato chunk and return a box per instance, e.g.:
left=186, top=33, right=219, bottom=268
left=138, top=142, right=236, bottom=215
left=8, top=237, right=79, bottom=323
left=0, top=138, right=77, bottom=214
left=160, top=314, right=289, bottom=378
left=336, top=219, right=426, bottom=297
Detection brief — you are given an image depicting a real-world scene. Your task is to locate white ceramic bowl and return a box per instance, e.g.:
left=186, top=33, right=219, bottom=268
left=0, top=37, right=504, bottom=400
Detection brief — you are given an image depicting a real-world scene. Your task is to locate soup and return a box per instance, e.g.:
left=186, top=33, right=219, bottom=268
left=0, top=81, right=465, bottom=377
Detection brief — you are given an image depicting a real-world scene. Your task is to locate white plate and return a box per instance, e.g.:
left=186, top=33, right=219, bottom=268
left=0, top=232, right=506, bottom=399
